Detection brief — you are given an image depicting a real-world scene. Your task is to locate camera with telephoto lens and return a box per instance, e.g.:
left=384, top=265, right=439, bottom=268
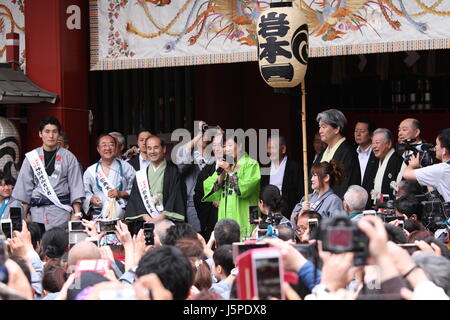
left=421, top=199, right=450, bottom=233
left=96, top=218, right=119, bottom=234
left=319, top=216, right=369, bottom=266
left=375, top=199, right=396, bottom=215
left=401, top=139, right=436, bottom=168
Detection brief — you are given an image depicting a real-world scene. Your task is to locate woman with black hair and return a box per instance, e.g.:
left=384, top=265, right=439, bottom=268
left=251, top=184, right=292, bottom=239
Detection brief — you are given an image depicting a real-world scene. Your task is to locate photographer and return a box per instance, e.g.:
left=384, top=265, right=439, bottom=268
left=403, top=128, right=450, bottom=202
left=250, top=184, right=293, bottom=239
left=394, top=195, right=424, bottom=233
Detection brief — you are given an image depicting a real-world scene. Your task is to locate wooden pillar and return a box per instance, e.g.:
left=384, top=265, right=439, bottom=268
left=24, top=0, right=89, bottom=166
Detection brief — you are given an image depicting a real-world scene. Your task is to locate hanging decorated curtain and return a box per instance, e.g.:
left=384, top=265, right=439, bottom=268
left=90, top=0, right=450, bottom=70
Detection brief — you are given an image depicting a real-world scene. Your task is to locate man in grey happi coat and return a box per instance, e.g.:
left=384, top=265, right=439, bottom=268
left=13, top=117, right=84, bottom=231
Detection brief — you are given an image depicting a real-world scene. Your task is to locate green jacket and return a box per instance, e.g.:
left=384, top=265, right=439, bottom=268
left=202, top=153, right=261, bottom=238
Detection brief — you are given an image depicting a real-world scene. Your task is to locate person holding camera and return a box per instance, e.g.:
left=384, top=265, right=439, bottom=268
left=175, top=121, right=216, bottom=233
left=202, top=136, right=261, bottom=238
left=403, top=128, right=450, bottom=203
left=290, top=161, right=345, bottom=225
left=250, top=184, right=292, bottom=239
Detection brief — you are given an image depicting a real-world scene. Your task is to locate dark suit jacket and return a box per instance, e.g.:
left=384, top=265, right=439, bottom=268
left=194, top=162, right=218, bottom=241
left=260, top=157, right=303, bottom=219
left=128, top=155, right=141, bottom=171
left=361, top=151, right=379, bottom=195
left=315, top=140, right=361, bottom=199
left=360, top=151, right=379, bottom=209
left=125, top=161, right=186, bottom=221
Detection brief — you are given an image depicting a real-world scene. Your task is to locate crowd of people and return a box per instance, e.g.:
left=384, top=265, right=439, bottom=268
left=0, top=111, right=449, bottom=301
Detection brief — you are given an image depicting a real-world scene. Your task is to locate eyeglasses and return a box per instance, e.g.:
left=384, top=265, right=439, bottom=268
left=99, top=143, right=115, bottom=148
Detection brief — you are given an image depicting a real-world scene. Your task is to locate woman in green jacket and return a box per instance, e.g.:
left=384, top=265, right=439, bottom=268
left=202, top=136, right=261, bottom=238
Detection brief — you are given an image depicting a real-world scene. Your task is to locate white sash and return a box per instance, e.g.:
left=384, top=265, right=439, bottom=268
left=135, top=169, right=163, bottom=219
left=26, top=149, right=72, bottom=213
left=372, top=149, right=395, bottom=200
left=88, top=163, right=125, bottom=218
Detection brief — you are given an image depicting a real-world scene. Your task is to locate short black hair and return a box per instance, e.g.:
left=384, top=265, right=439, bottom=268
left=277, top=224, right=295, bottom=241
left=0, top=170, right=14, bottom=186
left=213, top=245, right=234, bottom=276
left=9, top=255, right=31, bottom=284
left=438, top=128, right=450, bottom=151
left=39, top=117, right=61, bottom=133
left=27, top=222, right=43, bottom=250
left=214, top=219, right=240, bottom=247
left=96, top=133, right=116, bottom=147
left=41, top=227, right=68, bottom=259
left=355, top=118, right=377, bottom=134
left=136, top=246, right=194, bottom=300
left=163, top=223, right=198, bottom=246
left=395, top=196, right=423, bottom=221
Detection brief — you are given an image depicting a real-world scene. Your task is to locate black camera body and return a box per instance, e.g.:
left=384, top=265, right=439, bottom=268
left=319, top=216, right=369, bottom=265
left=402, top=139, right=436, bottom=168
left=421, top=200, right=450, bottom=232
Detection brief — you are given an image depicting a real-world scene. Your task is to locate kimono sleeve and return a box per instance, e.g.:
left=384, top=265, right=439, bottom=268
left=12, top=157, right=34, bottom=204
left=82, top=169, right=95, bottom=213
left=236, top=160, right=261, bottom=199
left=202, top=172, right=221, bottom=202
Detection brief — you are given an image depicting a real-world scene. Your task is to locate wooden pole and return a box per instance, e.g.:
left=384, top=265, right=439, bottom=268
left=301, top=81, right=308, bottom=201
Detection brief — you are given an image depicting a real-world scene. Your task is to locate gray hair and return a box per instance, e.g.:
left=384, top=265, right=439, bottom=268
left=155, top=219, right=175, bottom=245
left=343, top=185, right=368, bottom=212
left=316, top=109, right=347, bottom=135
left=413, top=253, right=450, bottom=296
left=373, top=128, right=393, bottom=143
left=108, top=131, right=126, bottom=146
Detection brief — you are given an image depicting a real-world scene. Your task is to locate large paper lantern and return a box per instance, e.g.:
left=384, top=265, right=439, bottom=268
left=257, top=1, right=308, bottom=88
left=0, top=117, right=21, bottom=181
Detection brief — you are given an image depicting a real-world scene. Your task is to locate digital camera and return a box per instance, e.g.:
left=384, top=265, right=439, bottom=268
left=319, top=216, right=369, bottom=266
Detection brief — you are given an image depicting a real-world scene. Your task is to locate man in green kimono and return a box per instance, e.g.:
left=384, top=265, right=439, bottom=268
left=202, top=136, right=261, bottom=238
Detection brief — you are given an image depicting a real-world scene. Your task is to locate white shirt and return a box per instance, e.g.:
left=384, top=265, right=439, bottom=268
left=415, top=161, right=450, bottom=202
left=139, top=154, right=150, bottom=171
left=269, top=155, right=287, bottom=194
left=356, top=145, right=372, bottom=184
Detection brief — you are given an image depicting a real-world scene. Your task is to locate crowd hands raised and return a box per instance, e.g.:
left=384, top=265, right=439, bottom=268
left=1, top=112, right=450, bottom=301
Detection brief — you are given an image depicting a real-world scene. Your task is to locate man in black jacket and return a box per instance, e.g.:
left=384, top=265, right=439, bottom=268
left=260, top=135, right=302, bottom=219
left=354, top=119, right=379, bottom=207
left=124, top=136, right=186, bottom=235
left=193, top=133, right=226, bottom=240
left=314, top=109, right=361, bottom=199
left=371, top=128, right=406, bottom=202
